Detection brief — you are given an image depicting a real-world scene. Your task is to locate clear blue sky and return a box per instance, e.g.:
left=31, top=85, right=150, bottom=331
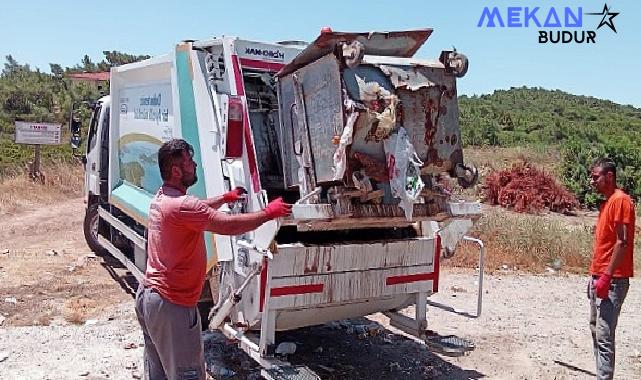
left=2, top=0, right=640, bottom=107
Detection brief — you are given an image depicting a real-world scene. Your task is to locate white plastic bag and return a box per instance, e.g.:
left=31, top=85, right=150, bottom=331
left=332, top=97, right=358, bottom=180
left=384, top=127, right=424, bottom=220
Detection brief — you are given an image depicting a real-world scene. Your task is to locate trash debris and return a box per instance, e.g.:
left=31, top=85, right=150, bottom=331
left=317, top=364, right=335, bottom=373
left=384, top=127, right=424, bottom=220
left=0, top=315, right=5, bottom=326
left=450, top=285, right=467, bottom=293
left=0, top=352, right=8, bottom=362
left=209, top=365, right=236, bottom=377
left=79, top=371, right=90, bottom=376
left=313, top=346, right=323, bottom=353
left=4, top=297, right=17, bottom=304
left=275, top=342, right=297, bottom=356
left=125, top=362, right=138, bottom=370
left=124, top=342, right=138, bottom=350
left=0, top=249, right=8, bottom=255
left=84, top=319, right=98, bottom=326
left=354, top=325, right=367, bottom=339
left=46, top=249, right=58, bottom=256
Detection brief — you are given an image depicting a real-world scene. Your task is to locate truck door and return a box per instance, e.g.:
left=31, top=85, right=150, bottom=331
left=85, top=103, right=103, bottom=199
left=85, top=101, right=110, bottom=200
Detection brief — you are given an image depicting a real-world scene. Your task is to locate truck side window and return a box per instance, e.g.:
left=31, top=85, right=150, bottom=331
left=86, top=105, right=101, bottom=153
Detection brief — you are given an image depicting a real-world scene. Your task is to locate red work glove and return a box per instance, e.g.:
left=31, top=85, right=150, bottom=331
left=595, top=274, right=612, bottom=299
left=222, top=187, right=246, bottom=203
left=263, top=197, right=292, bottom=219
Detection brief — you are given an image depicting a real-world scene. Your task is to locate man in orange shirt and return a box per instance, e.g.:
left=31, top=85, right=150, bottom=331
left=588, top=158, right=635, bottom=380
left=135, top=139, right=291, bottom=380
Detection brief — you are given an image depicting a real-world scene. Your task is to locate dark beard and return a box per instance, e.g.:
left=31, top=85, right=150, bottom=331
left=182, top=173, right=197, bottom=188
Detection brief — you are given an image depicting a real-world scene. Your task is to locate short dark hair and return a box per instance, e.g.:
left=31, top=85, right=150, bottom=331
left=592, top=158, right=617, bottom=179
left=158, top=139, right=194, bottom=181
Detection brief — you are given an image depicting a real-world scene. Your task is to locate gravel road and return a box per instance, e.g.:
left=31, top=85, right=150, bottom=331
left=1, top=198, right=640, bottom=379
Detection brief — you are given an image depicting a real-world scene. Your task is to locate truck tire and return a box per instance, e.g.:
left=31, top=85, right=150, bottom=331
left=83, top=203, right=104, bottom=254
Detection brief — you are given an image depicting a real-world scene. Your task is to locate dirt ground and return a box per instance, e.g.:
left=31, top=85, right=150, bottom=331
left=2, top=198, right=641, bottom=379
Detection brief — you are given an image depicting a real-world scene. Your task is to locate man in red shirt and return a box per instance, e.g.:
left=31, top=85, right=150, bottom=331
left=588, top=158, right=635, bottom=380
left=135, top=139, right=291, bottom=380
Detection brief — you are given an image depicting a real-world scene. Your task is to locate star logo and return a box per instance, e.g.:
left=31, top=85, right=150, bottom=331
left=586, top=3, right=620, bottom=33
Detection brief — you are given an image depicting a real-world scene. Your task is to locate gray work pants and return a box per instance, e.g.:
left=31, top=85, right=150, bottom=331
left=588, top=276, right=629, bottom=380
left=135, top=284, right=206, bottom=380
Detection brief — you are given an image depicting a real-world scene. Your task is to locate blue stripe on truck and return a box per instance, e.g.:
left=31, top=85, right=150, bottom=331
left=175, top=44, right=216, bottom=262
left=110, top=181, right=152, bottom=223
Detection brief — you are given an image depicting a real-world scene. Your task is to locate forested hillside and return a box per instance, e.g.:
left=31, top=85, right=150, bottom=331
left=459, top=87, right=641, bottom=207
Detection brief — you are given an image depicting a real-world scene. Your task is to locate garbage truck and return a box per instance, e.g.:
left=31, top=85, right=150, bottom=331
left=81, top=29, right=484, bottom=378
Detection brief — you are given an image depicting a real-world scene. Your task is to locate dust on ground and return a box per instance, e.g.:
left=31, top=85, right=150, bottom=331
left=2, top=198, right=641, bottom=379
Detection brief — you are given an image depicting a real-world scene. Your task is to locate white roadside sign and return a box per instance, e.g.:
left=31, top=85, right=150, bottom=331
left=15, top=122, right=62, bottom=145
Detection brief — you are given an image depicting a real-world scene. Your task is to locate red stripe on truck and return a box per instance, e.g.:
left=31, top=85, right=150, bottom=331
left=231, top=54, right=260, bottom=192
left=270, top=284, right=324, bottom=297
left=259, top=258, right=268, bottom=312
left=239, top=58, right=285, bottom=72
left=386, top=272, right=436, bottom=285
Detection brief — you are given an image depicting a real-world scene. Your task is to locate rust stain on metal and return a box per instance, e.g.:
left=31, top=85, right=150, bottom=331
left=303, top=248, right=320, bottom=274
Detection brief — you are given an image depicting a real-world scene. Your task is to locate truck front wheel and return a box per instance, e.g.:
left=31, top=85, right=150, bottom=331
left=83, top=203, right=103, bottom=254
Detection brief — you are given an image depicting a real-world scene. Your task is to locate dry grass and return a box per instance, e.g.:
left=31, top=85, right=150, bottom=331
left=464, top=145, right=562, bottom=174
left=0, top=160, right=84, bottom=214
left=447, top=208, right=594, bottom=273
left=447, top=207, right=641, bottom=274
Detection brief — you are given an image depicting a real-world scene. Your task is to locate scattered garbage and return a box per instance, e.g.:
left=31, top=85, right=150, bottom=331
left=4, top=297, right=17, bottom=304
left=0, top=315, right=5, bottom=326
left=0, top=352, right=8, bottom=363
left=125, top=362, right=138, bottom=370
left=317, top=364, right=335, bottom=373
left=450, top=285, right=467, bottom=293
left=46, top=249, right=58, bottom=256
left=209, top=365, right=236, bottom=377
left=84, top=319, right=98, bottom=326
left=1, top=249, right=8, bottom=255
left=332, top=320, right=384, bottom=340
left=275, top=342, right=297, bottom=356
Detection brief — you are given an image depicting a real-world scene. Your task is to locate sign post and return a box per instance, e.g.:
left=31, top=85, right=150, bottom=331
left=14, top=121, right=62, bottom=181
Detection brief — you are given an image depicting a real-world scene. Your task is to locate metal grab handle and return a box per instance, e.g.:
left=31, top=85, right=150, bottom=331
left=290, top=103, right=301, bottom=155
left=462, top=236, right=485, bottom=317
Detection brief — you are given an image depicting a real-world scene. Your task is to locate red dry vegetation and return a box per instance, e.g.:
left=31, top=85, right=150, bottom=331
left=484, top=162, right=578, bottom=214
